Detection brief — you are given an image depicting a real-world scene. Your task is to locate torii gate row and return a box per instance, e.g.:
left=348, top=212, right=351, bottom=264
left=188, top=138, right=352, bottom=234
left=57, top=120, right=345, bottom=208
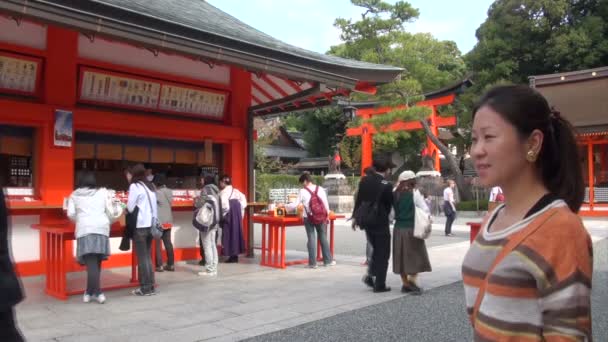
left=346, top=94, right=457, bottom=175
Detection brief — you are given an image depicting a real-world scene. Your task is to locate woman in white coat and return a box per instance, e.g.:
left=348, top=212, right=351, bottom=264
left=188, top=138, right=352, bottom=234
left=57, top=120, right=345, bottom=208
left=67, top=172, right=120, bottom=304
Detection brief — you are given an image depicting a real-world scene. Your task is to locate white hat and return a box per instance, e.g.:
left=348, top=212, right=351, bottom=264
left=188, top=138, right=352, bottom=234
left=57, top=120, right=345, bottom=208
left=398, top=170, right=416, bottom=182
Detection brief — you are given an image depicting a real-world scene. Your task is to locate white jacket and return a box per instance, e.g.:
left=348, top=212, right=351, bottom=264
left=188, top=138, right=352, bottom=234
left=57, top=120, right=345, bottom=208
left=127, top=182, right=158, bottom=228
left=67, top=188, right=111, bottom=239
left=219, top=185, right=247, bottom=217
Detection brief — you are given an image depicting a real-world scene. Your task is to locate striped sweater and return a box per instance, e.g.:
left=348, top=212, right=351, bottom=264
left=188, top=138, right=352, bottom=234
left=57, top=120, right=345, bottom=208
left=462, top=200, right=593, bottom=341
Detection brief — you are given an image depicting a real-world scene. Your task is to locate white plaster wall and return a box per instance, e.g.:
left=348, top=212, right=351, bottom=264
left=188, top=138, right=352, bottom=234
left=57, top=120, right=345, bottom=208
left=0, top=17, right=46, bottom=49
left=78, top=35, right=230, bottom=86
left=9, top=215, right=40, bottom=262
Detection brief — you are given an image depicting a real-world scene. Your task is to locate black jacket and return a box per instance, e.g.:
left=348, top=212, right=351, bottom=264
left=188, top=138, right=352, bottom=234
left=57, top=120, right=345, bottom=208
left=353, top=172, right=394, bottom=229
left=0, top=190, right=24, bottom=310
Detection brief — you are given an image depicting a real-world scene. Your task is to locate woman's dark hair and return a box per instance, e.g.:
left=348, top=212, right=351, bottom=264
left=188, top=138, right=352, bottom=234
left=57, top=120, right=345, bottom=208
left=153, top=173, right=167, bottom=187
left=129, top=163, right=154, bottom=191
left=220, top=174, right=232, bottom=186
left=204, top=175, right=216, bottom=186
left=299, top=172, right=312, bottom=184
left=473, top=85, right=583, bottom=212
left=77, top=171, right=97, bottom=189
left=363, top=166, right=375, bottom=176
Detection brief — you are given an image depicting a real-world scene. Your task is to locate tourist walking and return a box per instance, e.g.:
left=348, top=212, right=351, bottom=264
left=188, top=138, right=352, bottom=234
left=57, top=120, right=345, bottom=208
left=218, top=175, right=247, bottom=263
left=392, top=171, right=431, bottom=295
left=153, top=174, right=174, bottom=272
left=352, top=155, right=395, bottom=293
left=443, top=179, right=456, bottom=236
left=67, top=172, right=121, bottom=304
left=463, top=85, right=592, bottom=340
left=126, top=164, right=158, bottom=296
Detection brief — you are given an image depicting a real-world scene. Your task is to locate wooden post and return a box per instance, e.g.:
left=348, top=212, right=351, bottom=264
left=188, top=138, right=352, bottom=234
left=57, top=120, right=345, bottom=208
left=588, top=143, right=594, bottom=210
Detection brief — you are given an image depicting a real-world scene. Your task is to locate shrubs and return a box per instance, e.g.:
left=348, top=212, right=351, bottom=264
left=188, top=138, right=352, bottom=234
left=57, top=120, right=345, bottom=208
left=255, top=173, right=362, bottom=202
left=456, top=200, right=489, bottom=211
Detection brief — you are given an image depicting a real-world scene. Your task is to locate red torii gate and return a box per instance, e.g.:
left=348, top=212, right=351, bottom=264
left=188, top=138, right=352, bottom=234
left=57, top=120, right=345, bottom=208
left=346, top=95, right=456, bottom=175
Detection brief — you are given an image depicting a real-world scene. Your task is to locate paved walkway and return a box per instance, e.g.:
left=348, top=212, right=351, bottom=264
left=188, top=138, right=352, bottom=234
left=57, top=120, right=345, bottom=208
left=14, top=218, right=608, bottom=342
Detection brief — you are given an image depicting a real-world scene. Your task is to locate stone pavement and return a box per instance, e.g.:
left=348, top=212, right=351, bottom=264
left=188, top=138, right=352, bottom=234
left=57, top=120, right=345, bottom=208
left=14, top=218, right=608, bottom=342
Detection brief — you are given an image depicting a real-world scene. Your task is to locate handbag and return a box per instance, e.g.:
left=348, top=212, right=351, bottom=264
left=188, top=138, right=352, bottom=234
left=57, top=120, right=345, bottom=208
left=353, top=187, right=384, bottom=229
left=141, top=183, right=163, bottom=240
left=104, top=189, right=124, bottom=223
left=413, top=206, right=432, bottom=239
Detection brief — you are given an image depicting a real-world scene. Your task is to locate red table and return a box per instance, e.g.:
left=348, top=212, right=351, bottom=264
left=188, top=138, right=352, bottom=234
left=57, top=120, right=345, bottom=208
left=466, top=222, right=482, bottom=243
left=252, top=214, right=344, bottom=269
left=32, top=222, right=140, bottom=300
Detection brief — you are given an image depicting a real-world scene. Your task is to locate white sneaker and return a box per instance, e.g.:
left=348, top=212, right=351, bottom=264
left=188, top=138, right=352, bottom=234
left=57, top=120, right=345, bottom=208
left=198, top=271, right=217, bottom=276
left=83, top=294, right=91, bottom=303
left=308, top=264, right=318, bottom=269
left=95, top=293, right=106, bottom=304
left=325, top=260, right=337, bottom=267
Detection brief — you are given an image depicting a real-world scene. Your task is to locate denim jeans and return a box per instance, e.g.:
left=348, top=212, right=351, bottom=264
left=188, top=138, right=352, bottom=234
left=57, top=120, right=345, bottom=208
left=82, top=253, right=102, bottom=296
left=201, top=228, right=218, bottom=272
left=155, top=229, right=174, bottom=267
left=133, top=228, right=155, bottom=293
left=304, top=219, right=332, bottom=266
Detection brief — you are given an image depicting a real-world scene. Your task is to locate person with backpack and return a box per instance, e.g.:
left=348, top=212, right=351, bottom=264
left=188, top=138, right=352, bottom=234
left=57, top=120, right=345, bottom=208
left=352, top=155, right=395, bottom=293
left=153, top=174, right=174, bottom=272
left=286, top=172, right=335, bottom=268
left=126, top=164, right=158, bottom=296
left=195, top=175, right=221, bottom=276
left=218, top=175, right=247, bottom=263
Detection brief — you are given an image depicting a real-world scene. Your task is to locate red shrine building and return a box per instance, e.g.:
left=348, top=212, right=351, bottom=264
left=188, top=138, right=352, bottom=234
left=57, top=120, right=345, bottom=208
left=0, top=0, right=402, bottom=278
left=531, top=66, right=608, bottom=217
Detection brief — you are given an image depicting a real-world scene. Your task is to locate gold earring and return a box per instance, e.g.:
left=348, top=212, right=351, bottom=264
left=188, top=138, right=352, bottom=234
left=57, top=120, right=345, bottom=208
left=526, top=150, right=536, bottom=162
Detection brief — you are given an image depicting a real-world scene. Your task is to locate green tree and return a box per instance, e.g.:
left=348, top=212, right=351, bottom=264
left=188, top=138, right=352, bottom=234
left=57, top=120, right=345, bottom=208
left=283, top=107, right=351, bottom=158
left=330, top=0, right=472, bottom=199
left=466, top=0, right=608, bottom=86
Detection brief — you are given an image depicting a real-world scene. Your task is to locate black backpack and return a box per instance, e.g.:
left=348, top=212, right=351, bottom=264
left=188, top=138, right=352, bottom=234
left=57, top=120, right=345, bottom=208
left=353, top=188, right=385, bottom=229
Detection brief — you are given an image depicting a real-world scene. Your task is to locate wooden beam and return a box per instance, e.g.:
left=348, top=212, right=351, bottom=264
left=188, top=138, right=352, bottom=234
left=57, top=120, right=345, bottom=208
left=346, top=115, right=456, bottom=136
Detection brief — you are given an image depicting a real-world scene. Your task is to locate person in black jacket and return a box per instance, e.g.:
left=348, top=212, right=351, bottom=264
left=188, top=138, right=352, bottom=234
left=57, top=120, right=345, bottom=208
left=0, top=190, right=25, bottom=341
left=352, top=155, right=395, bottom=293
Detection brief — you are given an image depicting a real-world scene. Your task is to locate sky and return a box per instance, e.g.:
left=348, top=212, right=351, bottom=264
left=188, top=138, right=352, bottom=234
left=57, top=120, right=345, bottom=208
left=207, top=0, right=495, bottom=55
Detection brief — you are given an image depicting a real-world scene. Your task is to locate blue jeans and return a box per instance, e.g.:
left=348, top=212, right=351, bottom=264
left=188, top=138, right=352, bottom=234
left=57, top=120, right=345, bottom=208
left=304, top=219, right=332, bottom=266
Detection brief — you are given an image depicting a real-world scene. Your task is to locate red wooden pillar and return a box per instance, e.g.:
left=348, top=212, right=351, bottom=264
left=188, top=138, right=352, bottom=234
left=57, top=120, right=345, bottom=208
left=226, top=66, right=251, bottom=249
left=588, top=143, right=594, bottom=210
left=360, top=114, right=373, bottom=176
left=427, top=106, right=440, bottom=171
left=40, top=26, right=79, bottom=272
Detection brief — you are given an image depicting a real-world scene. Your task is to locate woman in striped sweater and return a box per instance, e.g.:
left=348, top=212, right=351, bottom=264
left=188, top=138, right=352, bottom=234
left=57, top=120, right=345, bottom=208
left=463, top=85, right=593, bottom=341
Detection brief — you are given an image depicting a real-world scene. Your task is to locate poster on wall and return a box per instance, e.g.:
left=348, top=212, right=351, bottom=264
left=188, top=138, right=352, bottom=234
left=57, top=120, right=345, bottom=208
left=0, top=52, right=41, bottom=96
left=80, top=69, right=161, bottom=110
left=54, top=110, right=73, bottom=147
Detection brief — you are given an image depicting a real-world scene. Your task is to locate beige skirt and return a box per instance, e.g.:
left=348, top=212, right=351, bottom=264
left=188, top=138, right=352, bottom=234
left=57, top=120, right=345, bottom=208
left=393, top=228, right=432, bottom=275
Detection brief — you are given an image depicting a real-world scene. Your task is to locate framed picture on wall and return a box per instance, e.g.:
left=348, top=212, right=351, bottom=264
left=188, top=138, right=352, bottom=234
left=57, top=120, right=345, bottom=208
left=54, top=109, right=73, bottom=147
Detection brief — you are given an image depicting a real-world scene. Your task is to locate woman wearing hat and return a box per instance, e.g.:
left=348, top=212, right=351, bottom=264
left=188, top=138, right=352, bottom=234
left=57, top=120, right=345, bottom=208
left=392, top=170, right=432, bottom=295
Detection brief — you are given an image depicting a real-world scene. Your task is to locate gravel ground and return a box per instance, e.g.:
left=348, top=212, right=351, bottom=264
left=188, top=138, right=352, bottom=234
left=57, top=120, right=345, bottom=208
left=245, top=238, right=608, bottom=342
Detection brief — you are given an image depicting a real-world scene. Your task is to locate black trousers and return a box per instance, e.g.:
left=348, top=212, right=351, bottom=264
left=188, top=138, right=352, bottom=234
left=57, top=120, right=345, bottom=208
left=443, top=202, right=456, bottom=235
left=0, top=309, right=24, bottom=342
left=133, top=228, right=155, bottom=293
left=82, top=253, right=103, bottom=296
left=155, top=229, right=174, bottom=267
left=365, top=227, right=391, bottom=289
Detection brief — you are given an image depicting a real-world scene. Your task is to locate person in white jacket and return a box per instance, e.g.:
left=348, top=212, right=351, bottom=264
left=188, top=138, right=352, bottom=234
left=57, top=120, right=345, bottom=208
left=218, top=175, right=247, bottom=263
left=126, top=164, right=158, bottom=296
left=67, top=172, right=115, bottom=304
